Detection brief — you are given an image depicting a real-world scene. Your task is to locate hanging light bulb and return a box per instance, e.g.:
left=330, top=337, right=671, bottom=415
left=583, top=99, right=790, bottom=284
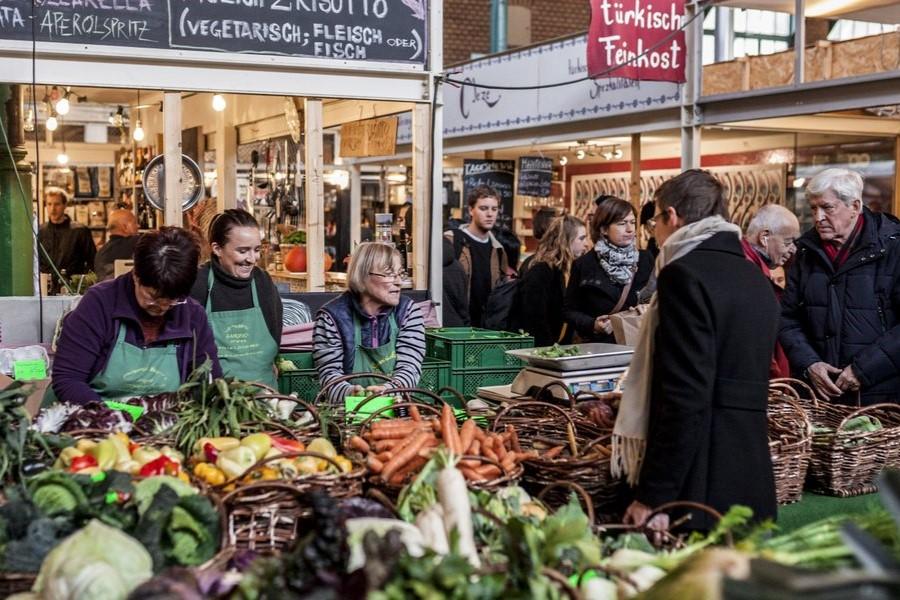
left=612, top=147, right=624, bottom=159
left=575, top=149, right=586, bottom=160
left=46, top=116, right=58, bottom=131
left=212, top=94, right=226, bottom=112
left=132, top=119, right=145, bottom=142
left=55, top=93, right=70, bottom=116
left=559, top=155, right=568, bottom=166
left=56, top=151, right=69, bottom=165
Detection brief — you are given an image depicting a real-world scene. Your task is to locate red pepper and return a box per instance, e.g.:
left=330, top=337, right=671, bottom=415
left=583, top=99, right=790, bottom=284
left=69, top=455, right=98, bottom=473
left=203, top=442, right=219, bottom=463
left=270, top=436, right=305, bottom=454
left=139, top=455, right=180, bottom=477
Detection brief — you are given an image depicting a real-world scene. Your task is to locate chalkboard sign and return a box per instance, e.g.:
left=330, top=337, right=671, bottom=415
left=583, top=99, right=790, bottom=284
left=0, top=0, right=428, bottom=65
left=516, top=156, right=553, bottom=198
left=462, top=159, right=515, bottom=216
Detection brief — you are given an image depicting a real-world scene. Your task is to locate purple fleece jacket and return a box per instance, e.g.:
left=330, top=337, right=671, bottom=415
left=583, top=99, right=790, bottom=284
left=51, top=273, right=222, bottom=404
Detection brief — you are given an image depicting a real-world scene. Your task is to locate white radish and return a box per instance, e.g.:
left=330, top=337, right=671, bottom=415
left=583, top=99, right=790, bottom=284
left=416, top=504, right=449, bottom=555
left=437, top=464, right=480, bottom=567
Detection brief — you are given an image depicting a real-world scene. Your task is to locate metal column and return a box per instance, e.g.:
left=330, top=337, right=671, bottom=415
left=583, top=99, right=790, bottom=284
left=681, top=0, right=703, bottom=170
left=163, top=92, right=183, bottom=227
left=0, top=84, right=34, bottom=296
left=215, top=97, right=238, bottom=212
left=794, top=0, right=805, bottom=86
left=304, top=98, right=325, bottom=292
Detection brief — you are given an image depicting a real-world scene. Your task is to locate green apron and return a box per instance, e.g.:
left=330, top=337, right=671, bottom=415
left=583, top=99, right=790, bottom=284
left=351, top=311, right=399, bottom=388
left=44, top=322, right=181, bottom=406
left=206, top=269, right=278, bottom=387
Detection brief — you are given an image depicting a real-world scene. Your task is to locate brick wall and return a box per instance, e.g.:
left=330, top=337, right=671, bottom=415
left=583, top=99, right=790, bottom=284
left=444, top=0, right=592, bottom=66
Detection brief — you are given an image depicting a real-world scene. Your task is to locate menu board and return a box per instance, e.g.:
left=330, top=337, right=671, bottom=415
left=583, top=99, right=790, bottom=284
left=516, top=156, right=553, bottom=198
left=462, top=159, right=515, bottom=216
left=0, top=0, right=428, bottom=66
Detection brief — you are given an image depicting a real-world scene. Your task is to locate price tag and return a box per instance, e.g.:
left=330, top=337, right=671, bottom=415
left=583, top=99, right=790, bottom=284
left=13, top=359, right=47, bottom=381
left=104, top=401, right=145, bottom=421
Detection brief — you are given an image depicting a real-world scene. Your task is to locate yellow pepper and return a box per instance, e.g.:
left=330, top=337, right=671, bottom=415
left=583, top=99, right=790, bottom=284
left=160, top=446, right=184, bottom=464
left=132, top=447, right=163, bottom=467
left=177, top=471, right=191, bottom=484
left=89, top=439, right=118, bottom=470
left=54, top=447, right=84, bottom=470
left=216, top=446, right=257, bottom=480
left=240, top=434, right=272, bottom=461
left=194, top=463, right=227, bottom=486
left=109, top=434, right=132, bottom=463
left=193, top=437, right=240, bottom=460
left=75, top=438, right=97, bottom=453
left=333, top=455, right=353, bottom=474
left=243, top=466, right=279, bottom=482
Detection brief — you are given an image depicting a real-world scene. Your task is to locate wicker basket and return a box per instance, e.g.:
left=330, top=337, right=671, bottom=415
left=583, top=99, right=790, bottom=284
left=342, top=388, right=447, bottom=438
left=492, top=400, right=621, bottom=511
left=767, top=385, right=813, bottom=504
left=215, top=450, right=365, bottom=553
left=0, top=572, right=36, bottom=596
left=769, top=378, right=820, bottom=414
left=806, top=402, right=900, bottom=496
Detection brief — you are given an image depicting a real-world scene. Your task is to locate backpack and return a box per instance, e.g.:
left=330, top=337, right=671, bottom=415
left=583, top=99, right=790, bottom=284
left=481, top=277, right=520, bottom=331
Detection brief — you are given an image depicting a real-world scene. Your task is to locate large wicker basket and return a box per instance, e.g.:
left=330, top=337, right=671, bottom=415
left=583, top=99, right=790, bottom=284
left=492, top=400, right=621, bottom=512
left=767, top=384, right=813, bottom=504
left=215, top=450, right=365, bottom=553
left=806, top=402, right=900, bottom=496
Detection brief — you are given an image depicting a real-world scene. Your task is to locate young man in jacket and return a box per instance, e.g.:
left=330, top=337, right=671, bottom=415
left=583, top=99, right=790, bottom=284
left=780, top=168, right=900, bottom=405
left=38, top=187, right=96, bottom=291
left=444, top=186, right=510, bottom=327
left=617, top=169, right=779, bottom=532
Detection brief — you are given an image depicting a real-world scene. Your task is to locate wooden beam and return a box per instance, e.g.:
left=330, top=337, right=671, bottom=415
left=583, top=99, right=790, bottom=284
left=304, top=98, right=325, bottom=292
left=629, top=132, right=641, bottom=211
left=323, top=100, right=415, bottom=128
left=163, top=92, right=182, bottom=227
left=412, top=104, right=430, bottom=289
left=215, top=98, right=237, bottom=212
left=350, top=164, right=362, bottom=250
left=894, top=136, right=900, bottom=218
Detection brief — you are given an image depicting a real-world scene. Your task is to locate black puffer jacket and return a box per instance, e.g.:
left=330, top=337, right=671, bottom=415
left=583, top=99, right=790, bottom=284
left=780, top=208, right=900, bottom=405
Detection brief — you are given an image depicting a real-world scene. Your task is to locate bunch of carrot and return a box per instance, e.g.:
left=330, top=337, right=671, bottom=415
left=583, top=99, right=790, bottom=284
left=347, top=403, right=536, bottom=486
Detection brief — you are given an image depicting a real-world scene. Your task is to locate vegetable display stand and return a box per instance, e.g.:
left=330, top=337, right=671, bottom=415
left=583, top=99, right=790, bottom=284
left=419, top=357, right=451, bottom=392
left=425, top=327, right=534, bottom=370
left=492, top=400, right=621, bottom=512
left=807, top=402, right=900, bottom=497
left=767, top=384, right=813, bottom=505
left=214, top=451, right=365, bottom=553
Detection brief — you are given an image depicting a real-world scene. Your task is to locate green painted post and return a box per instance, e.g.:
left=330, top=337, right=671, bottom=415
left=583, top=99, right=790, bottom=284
left=0, top=84, right=35, bottom=296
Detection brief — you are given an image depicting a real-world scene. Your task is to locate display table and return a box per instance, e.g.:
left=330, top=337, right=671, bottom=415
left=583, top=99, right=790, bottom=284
left=777, top=492, right=884, bottom=533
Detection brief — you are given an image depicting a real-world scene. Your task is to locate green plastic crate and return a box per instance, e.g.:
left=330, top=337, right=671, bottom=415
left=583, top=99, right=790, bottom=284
left=277, top=352, right=319, bottom=400
left=449, top=367, right=521, bottom=399
left=426, top=327, right=533, bottom=370
left=419, top=357, right=450, bottom=392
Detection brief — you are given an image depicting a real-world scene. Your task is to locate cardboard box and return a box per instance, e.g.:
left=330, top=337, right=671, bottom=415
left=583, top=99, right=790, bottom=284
left=0, top=374, right=51, bottom=417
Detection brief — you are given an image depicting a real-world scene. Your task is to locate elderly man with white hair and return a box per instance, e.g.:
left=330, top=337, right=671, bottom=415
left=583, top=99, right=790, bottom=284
left=780, top=168, right=900, bottom=405
left=742, top=204, right=800, bottom=378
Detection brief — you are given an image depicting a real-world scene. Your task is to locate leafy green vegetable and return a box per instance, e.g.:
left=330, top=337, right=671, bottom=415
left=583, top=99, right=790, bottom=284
left=1, top=516, right=73, bottom=573
left=28, top=471, right=89, bottom=516
left=133, top=476, right=196, bottom=517
left=396, top=454, right=442, bottom=522
left=533, top=344, right=581, bottom=359
left=842, top=415, right=883, bottom=433
left=31, top=520, right=153, bottom=600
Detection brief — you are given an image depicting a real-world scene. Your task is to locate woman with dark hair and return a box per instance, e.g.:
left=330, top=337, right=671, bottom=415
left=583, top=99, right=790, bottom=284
left=563, top=196, right=654, bottom=343
left=513, top=215, right=589, bottom=346
left=189, top=209, right=283, bottom=387
left=49, top=227, right=221, bottom=405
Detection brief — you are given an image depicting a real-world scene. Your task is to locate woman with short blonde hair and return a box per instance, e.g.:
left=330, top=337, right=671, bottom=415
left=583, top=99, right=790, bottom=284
left=314, top=242, right=426, bottom=403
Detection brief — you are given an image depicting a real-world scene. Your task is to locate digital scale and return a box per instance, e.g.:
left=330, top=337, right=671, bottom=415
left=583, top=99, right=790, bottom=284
left=477, top=343, right=634, bottom=402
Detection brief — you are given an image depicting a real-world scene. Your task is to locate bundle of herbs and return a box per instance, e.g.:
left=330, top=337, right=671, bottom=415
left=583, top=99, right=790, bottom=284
left=0, top=381, right=69, bottom=483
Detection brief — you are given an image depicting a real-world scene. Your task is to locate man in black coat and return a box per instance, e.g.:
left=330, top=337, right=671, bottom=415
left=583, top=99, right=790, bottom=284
left=38, top=187, right=96, bottom=292
left=94, top=209, right=139, bottom=281
left=621, top=169, right=779, bottom=531
left=780, top=168, right=900, bottom=405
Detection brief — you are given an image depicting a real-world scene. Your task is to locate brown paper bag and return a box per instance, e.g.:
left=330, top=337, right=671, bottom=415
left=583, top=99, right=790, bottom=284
left=610, top=304, right=648, bottom=346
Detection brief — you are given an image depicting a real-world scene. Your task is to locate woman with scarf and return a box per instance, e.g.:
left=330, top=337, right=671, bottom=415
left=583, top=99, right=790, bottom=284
left=614, top=170, right=778, bottom=533
left=563, top=196, right=653, bottom=343
left=313, top=242, right=426, bottom=404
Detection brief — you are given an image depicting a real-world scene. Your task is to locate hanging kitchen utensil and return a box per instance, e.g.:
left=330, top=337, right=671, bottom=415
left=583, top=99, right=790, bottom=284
left=141, top=153, right=203, bottom=212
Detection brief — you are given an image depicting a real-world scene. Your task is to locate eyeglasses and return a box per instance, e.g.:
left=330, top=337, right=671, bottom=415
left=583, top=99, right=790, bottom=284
left=146, top=297, right=188, bottom=308
left=369, top=271, right=405, bottom=281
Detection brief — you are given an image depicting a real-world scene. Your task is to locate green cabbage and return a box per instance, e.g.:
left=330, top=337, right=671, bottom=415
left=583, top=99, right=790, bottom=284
left=20, top=520, right=152, bottom=600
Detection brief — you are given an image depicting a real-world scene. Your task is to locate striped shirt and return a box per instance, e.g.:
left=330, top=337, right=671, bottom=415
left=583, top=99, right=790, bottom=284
left=313, top=301, right=426, bottom=404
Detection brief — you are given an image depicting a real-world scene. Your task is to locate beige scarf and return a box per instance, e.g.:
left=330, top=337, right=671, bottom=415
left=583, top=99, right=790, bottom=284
left=611, top=216, right=742, bottom=486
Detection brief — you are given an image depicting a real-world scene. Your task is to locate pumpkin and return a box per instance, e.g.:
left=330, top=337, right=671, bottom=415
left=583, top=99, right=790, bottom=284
left=284, top=245, right=307, bottom=273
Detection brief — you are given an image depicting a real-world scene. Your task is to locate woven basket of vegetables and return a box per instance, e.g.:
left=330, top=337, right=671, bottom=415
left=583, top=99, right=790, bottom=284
left=767, top=385, right=813, bottom=505
left=492, top=400, right=622, bottom=511
left=807, top=402, right=900, bottom=496
left=210, top=447, right=365, bottom=553
left=340, top=387, right=448, bottom=439
left=769, top=377, right=820, bottom=414
left=348, top=402, right=528, bottom=501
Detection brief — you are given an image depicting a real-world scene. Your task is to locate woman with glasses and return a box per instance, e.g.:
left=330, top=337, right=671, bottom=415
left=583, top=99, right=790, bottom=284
left=563, top=196, right=654, bottom=344
left=189, top=209, right=283, bottom=388
left=313, top=242, right=426, bottom=404
left=48, top=227, right=221, bottom=405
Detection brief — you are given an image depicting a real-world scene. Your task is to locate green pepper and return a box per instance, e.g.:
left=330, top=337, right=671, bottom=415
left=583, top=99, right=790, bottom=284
left=216, top=446, right=257, bottom=480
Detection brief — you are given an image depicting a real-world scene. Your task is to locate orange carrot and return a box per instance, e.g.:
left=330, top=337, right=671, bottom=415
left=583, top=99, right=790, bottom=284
left=458, top=420, right=477, bottom=455
left=440, top=403, right=458, bottom=453
left=501, top=453, right=517, bottom=473
left=460, top=466, right=485, bottom=481
left=374, top=439, right=402, bottom=452
left=543, top=445, right=565, bottom=459
left=516, top=451, right=539, bottom=461
left=375, top=451, right=393, bottom=462
left=410, top=405, right=422, bottom=421
left=349, top=436, right=370, bottom=454
left=494, top=437, right=508, bottom=461
left=367, top=455, right=384, bottom=473
left=389, top=455, right=427, bottom=484
left=507, top=426, right=522, bottom=453
left=473, top=427, right=486, bottom=442
left=477, top=464, right=501, bottom=479
left=381, top=431, right=431, bottom=481
left=482, top=443, right=499, bottom=463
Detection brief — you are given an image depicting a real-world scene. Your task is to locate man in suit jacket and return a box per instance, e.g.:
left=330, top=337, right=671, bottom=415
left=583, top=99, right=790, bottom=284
left=620, top=169, right=779, bottom=531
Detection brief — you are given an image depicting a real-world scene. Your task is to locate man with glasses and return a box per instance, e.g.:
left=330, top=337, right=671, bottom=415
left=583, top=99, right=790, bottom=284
left=742, top=204, right=800, bottom=378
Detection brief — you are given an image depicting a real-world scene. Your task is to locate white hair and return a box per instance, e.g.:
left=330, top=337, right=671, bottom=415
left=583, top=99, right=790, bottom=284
left=807, top=168, right=863, bottom=207
left=746, top=204, right=799, bottom=237
left=44, top=186, right=70, bottom=204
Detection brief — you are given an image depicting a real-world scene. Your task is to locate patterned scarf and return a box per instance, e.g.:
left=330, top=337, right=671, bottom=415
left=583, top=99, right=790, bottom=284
left=594, top=237, right=639, bottom=285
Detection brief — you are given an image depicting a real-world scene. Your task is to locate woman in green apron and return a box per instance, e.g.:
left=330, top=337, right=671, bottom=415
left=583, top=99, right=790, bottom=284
left=190, top=210, right=282, bottom=388
left=314, top=242, right=426, bottom=405
left=48, top=228, right=222, bottom=405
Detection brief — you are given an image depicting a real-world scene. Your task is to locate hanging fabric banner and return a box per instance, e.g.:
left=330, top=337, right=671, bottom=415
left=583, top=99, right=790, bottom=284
left=587, top=0, right=687, bottom=83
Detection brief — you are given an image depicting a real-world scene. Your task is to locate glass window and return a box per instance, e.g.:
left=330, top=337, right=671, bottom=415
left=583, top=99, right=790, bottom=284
left=703, top=35, right=716, bottom=65
left=760, top=39, right=774, bottom=55
left=703, top=7, right=717, bottom=29
left=776, top=14, right=791, bottom=36
left=746, top=9, right=760, bottom=33
left=734, top=8, right=747, bottom=32
left=734, top=37, right=746, bottom=57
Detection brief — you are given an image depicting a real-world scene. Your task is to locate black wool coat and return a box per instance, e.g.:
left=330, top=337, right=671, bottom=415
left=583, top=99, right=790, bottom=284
left=635, top=232, right=779, bottom=528
left=563, top=249, right=653, bottom=343
left=513, top=261, right=571, bottom=347
left=780, top=208, right=900, bottom=405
